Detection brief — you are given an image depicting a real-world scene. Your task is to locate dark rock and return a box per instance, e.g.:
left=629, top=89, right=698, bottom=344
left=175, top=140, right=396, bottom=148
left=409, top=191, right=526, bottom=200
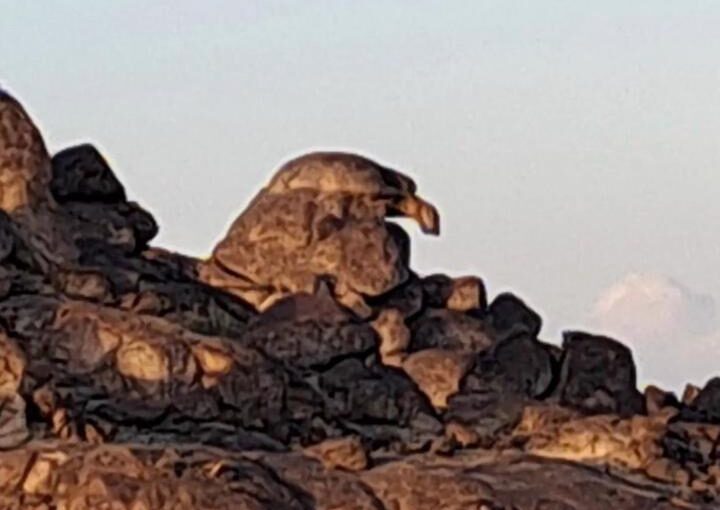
left=421, top=274, right=454, bottom=308
left=492, top=334, right=555, bottom=399
left=444, top=334, right=555, bottom=443
left=555, top=331, right=644, bottom=417
left=318, top=358, right=441, bottom=446
left=409, top=308, right=495, bottom=354
left=244, top=313, right=377, bottom=370
left=62, top=200, right=158, bottom=253
left=242, top=283, right=377, bottom=371
left=370, top=272, right=424, bottom=318
left=681, top=377, right=720, bottom=423
left=487, top=292, right=542, bottom=338
left=645, top=385, right=680, bottom=415
left=51, top=144, right=126, bottom=203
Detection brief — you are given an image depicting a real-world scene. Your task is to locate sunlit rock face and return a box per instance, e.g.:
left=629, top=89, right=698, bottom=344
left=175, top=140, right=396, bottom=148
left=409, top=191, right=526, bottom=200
left=0, top=88, right=719, bottom=508
left=0, top=89, right=53, bottom=212
left=201, top=152, right=440, bottom=315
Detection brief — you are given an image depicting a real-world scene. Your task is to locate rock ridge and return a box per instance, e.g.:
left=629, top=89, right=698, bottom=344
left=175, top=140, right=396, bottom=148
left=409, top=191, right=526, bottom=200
left=0, top=87, right=718, bottom=509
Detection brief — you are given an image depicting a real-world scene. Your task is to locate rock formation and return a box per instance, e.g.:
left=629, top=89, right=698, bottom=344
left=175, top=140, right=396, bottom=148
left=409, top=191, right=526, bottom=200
left=200, top=151, right=440, bottom=316
left=0, top=87, right=718, bottom=509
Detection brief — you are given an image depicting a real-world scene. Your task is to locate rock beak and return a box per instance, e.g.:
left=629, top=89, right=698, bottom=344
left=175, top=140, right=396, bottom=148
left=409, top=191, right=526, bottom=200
left=395, top=196, right=440, bottom=235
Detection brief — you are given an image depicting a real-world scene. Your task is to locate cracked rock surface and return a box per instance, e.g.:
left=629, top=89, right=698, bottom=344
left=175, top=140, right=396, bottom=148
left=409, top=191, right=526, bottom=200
left=0, top=87, right=718, bottom=509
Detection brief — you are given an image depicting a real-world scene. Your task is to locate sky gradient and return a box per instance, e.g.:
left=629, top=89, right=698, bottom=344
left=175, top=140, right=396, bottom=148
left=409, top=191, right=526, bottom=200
left=2, top=1, right=720, bottom=389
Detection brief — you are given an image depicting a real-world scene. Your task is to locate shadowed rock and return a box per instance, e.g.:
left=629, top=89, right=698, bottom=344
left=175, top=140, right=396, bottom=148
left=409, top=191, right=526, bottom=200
left=487, top=292, right=542, bottom=339
left=51, top=144, right=126, bottom=203
left=681, top=377, right=720, bottom=423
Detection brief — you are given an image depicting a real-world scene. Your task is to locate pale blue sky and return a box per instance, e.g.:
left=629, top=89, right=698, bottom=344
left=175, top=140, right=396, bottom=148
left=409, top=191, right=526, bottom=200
left=2, top=1, right=720, bottom=387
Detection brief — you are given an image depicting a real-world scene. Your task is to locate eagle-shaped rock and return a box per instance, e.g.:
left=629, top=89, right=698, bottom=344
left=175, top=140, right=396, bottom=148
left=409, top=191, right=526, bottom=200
left=201, top=152, right=440, bottom=315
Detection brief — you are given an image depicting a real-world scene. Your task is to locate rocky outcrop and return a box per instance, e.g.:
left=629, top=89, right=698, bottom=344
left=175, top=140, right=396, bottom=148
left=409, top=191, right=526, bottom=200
left=0, top=87, right=718, bottom=508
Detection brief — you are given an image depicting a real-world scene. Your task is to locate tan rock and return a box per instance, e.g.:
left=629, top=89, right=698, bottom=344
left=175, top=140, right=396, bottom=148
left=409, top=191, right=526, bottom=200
left=22, top=452, right=69, bottom=495
left=513, top=405, right=667, bottom=471
left=116, top=340, right=169, bottom=382
left=372, top=308, right=410, bottom=367
left=644, top=384, right=678, bottom=415
left=682, top=384, right=701, bottom=406
left=0, top=89, right=54, bottom=212
left=193, top=344, right=233, bottom=377
left=304, top=436, right=369, bottom=472
left=645, top=458, right=676, bottom=483
left=446, top=276, right=486, bottom=312
left=445, top=421, right=480, bottom=448
left=0, top=333, right=24, bottom=396
left=201, top=152, right=440, bottom=313
left=402, top=348, right=473, bottom=409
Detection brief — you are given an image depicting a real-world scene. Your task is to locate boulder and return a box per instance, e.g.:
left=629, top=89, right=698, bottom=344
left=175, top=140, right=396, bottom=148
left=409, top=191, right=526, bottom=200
left=409, top=308, right=494, bottom=354
left=421, top=274, right=487, bottom=312
left=681, top=377, right=720, bottom=423
left=555, top=331, right=644, bottom=417
left=51, top=144, right=126, bottom=203
left=0, top=90, right=54, bottom=212
left=402, top=348, right=474, bottom=409
left=487, top=292, right=542, bottom=339
left=444, top=334, right=555, bottom=443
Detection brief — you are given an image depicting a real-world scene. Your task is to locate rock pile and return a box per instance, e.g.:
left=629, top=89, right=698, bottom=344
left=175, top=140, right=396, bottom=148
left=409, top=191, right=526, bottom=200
left=0, top=87, right=718, bottom=509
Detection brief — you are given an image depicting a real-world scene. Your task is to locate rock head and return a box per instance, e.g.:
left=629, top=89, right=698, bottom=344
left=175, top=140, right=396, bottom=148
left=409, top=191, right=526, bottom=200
left=201, top=151, right=440, bottom=315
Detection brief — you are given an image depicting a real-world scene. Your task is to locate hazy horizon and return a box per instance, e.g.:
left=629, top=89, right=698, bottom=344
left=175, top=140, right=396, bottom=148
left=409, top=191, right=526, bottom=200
left=2, top=1, right=720, bottom=390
